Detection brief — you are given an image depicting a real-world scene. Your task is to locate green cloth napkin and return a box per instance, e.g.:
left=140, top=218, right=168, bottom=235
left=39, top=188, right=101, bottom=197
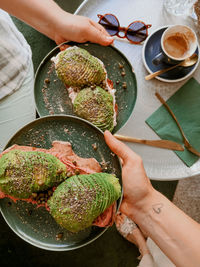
left=146, top=78, right=200, bottom=167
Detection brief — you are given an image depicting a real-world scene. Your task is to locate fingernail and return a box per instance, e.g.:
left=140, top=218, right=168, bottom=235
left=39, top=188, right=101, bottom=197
left=106, top=36, right=114, bottom=42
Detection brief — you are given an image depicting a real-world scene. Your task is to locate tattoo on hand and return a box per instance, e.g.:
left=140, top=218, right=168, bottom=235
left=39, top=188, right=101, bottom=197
left=152, top=203, right=163, bottom=214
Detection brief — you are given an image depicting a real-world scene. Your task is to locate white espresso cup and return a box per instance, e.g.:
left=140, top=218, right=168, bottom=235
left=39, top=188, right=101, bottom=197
left=161, top=25, right=198, bottom=64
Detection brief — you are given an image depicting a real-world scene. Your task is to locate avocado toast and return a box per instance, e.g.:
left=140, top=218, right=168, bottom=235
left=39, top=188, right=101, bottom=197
left=52, top=46, right=117, bottom=131
left=0, top=142, right=121, bottom=232
left=48, top=173, right=121, bottom=232
left=0, top=141, right=101, bottom=200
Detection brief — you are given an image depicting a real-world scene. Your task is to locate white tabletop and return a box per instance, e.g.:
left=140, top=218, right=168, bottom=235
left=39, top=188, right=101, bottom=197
left=76, top=0, right=200, bottom=180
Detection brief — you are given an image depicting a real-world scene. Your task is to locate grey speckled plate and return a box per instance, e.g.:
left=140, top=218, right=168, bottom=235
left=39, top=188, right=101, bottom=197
left=0, top=115, right=122, bottom=251
left=34, top=42, right=137, bottom=133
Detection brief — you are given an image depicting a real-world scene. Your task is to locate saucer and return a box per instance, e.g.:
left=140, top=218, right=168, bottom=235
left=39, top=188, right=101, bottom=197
left=142, top=26, right=199, bottom=83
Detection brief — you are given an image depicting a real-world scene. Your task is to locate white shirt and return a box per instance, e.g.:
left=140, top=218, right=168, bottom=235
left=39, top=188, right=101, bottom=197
left=0, top=9, right=31, bottom=100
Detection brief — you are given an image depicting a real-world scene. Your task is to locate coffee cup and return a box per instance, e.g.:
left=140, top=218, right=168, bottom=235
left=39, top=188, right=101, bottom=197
left=161, top=25, right=197, bottom=64
left=154, top=25, right=198, bottom=65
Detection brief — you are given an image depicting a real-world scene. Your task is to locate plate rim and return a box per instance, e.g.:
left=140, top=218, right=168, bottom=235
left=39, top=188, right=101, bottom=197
left=1, top=114, right=123, bottom=251
left=34, top=41, right=137, bottom=133
left=142, top=25, right=200, bottom=83
left=74, top=0, right=89, bottom=14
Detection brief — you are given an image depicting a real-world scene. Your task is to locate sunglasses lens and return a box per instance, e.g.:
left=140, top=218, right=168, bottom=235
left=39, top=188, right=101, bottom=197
left=99, top=14, right=119, bottom=36
left=127, top=22, right=147, bottom=43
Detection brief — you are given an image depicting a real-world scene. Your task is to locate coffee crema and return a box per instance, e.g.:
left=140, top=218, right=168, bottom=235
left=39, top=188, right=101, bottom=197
left=164, top=33, right=189, bottom=58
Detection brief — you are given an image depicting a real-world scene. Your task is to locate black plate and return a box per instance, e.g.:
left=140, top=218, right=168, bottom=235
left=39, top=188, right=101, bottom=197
left=0, top=115, right=122, bottom=251
left=34, top=42, right=137, bottom=133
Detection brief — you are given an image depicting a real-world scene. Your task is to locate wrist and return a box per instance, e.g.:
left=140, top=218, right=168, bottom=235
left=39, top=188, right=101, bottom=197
left=50, top=10, right=74, bottom=43
left=45, top=8, right=68, bottom=40
left=124, top=188, right=161, bottom=222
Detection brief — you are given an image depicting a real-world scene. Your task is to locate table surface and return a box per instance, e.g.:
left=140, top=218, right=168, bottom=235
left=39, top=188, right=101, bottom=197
left=76, top=0, right=200, bottom=181
left=0, top=1, right=179, bottom=266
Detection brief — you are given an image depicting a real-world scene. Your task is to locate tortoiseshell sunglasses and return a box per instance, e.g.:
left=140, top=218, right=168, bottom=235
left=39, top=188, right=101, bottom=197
left=97, top=13, right=152, bottom=44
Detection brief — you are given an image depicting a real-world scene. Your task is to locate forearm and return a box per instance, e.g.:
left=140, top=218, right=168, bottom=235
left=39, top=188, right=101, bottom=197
left=0, top=0, right=66, bottom=39
left=130, top=190, right=200, bottom=267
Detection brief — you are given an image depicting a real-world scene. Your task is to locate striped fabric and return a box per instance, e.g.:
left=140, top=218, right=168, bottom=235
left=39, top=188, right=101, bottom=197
left=0, top=9, right=31, bottom=100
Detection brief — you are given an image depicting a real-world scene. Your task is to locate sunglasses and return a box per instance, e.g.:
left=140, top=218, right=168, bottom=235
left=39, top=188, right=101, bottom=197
left=97, top=13, right=152, bottom=44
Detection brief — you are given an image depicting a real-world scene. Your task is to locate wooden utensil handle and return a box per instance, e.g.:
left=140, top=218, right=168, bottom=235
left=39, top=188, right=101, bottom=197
left=145, top=63, right=181, bottom=80
left=114, top=134, right=184, bottom=151
left=155, top=92, right=187, bottom=141
left=155, top=92, right=200, bottom=157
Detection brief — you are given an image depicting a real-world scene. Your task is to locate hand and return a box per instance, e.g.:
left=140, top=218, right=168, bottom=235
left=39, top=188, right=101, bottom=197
left=105, top=131, right=200, bottom=267
left=52, top=12, right=114, bottom=46
left=0, top=0, right=113, bottom=46
left=104, top=131, right=154, bottom=217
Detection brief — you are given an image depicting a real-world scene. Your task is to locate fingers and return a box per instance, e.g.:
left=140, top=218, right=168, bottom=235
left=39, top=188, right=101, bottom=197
left=89, top=20, right=110, bottom=37
left=54, top=15, right=113, bottom=46
left=55, top=35, right=67, bottom=45
left=104, top=130, right=141, bottom=164
left=87, top=21, right=114, bottom=46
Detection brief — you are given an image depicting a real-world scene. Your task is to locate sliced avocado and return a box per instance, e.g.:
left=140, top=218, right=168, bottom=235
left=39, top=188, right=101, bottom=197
left=48, top=173, right=121, bottom=232
left=73, top=86, right=114, bottom=132
left=0, top=150, right=67, bottom=198
left=55, top=47, right=106, bottom=88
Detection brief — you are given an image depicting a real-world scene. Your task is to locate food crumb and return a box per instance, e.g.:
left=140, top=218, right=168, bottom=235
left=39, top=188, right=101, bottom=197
left=118, top=63, right=124, bottom=69
left=75, top=169, right=80, bottom=175
left=122, top=82, right=127, bottom=89
left=72, top=160, right=77, bottom=166
left=7, top=201, right=12, bottom=207
left=121, top=71, right=126, bottom=77
left=101, top=161, right=108, bottom=171
left=44, top=78, right=50, bottom=84
left=92, top=143, right=98, bottom=150
left=67, top=171, right=73, bottom=177
left=90, top=85, right=96, bottom=90
left=56, top=232, right=64, bottom=240
left=64, top=128, right=70, bottom=134
left=31, top=193, right=37, bottom=199
left=28, top=210, right=33, bottom=216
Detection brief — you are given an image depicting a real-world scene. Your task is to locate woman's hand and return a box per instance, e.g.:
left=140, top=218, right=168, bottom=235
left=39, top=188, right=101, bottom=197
left=104, top=130, right=155, bottom=217
left=105, top=131, right=200, bottom=267
left=0, top=0, right=113, bottom=46
left=53, top=12, right=114, bottom=46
